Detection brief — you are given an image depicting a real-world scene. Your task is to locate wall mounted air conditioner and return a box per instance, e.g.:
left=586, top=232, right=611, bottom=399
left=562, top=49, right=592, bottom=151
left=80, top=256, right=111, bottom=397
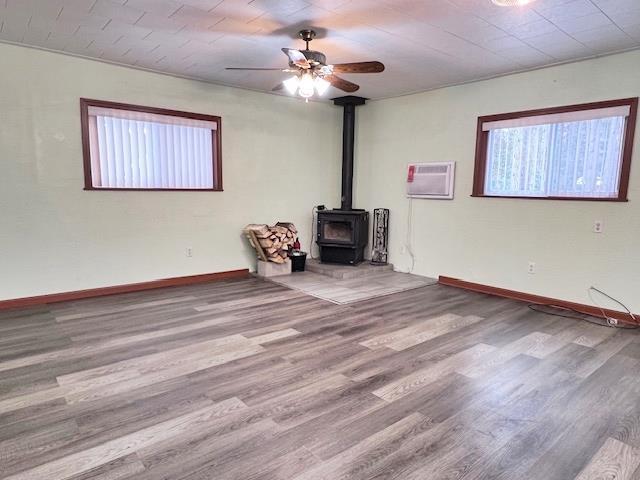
left=406, top=162, right=455, bottom=199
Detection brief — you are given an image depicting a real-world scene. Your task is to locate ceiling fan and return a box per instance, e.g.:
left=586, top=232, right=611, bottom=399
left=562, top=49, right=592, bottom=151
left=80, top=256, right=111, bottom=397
left=226, top=29, right=385, bottom=100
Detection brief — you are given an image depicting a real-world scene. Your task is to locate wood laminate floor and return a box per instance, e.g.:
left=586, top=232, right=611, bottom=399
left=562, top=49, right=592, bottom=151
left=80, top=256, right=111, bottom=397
left=1, top=277, right=640, bottom=480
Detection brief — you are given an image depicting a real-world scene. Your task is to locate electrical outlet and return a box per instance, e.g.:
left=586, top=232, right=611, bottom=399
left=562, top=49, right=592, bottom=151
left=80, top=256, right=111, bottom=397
left=186, top=247, right=193, bottom=258
left=527, top=262, right=536, bottom=274
left=593, top=220, right=604, bottom=233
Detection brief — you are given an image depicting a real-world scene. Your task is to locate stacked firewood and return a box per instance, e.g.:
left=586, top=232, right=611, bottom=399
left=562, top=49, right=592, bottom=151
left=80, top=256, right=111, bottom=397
left=244, top=223, right=297, bottom=264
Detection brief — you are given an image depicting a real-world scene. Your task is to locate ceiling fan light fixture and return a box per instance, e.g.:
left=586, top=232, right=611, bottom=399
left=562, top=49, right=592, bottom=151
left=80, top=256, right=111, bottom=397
left=491, top=0, right=535, bottom=6
left=226, top=29, right=384, bottom=98
left=283, top=75, right=300, bottom=95
left=298, top=73, right=315, bottom=98
left=314, top=77, right=330, bottom=95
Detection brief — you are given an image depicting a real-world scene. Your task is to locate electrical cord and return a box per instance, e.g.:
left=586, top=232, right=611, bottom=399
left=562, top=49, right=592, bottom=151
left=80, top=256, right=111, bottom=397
left=527, top=304, right=637, bottom=329
left=528, top=287, right=638, bottom=329
left=588, top=286, right=638, bottom=327
left=308, top=206, right=318, bottom=260
left=405, top=198, right=416, bottom=273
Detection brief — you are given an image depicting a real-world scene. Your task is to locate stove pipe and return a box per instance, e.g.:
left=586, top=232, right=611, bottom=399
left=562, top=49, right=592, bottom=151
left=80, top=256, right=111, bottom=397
left=333, top=96, right=367, bottom=211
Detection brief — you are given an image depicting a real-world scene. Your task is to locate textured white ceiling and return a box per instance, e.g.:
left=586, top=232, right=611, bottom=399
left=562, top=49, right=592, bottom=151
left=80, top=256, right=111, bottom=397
left=1, top=0, right=639, bottom=99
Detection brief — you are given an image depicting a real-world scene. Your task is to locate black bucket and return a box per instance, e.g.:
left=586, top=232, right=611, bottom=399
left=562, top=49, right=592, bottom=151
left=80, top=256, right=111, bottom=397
left=291, top=252, right=307, bottom=272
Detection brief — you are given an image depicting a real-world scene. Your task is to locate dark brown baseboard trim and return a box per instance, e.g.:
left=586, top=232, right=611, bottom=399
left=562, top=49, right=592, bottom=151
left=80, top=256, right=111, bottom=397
left=439, top=276, right=638, bottom=326
left=0, top=269, right=250, bottom=311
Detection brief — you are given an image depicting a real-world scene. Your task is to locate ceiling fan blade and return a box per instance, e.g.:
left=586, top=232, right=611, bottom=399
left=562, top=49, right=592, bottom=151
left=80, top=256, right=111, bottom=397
left=324, top=74, right=360, bottom=93
left=226, top=67, right=288, bottom=71
left=331, top=61, right=385, bottom=74
left=272, top=83, right=284, bottom=91
left=281, top=48, right=310, bottom=69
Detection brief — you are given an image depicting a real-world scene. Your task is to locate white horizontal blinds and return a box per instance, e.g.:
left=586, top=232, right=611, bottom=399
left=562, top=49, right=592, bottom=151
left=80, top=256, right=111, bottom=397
left=482, top=105, right=631, bottom=131
left=88, top=107, right=215, bottom=189
left=484, top=114, right=626, bottom=198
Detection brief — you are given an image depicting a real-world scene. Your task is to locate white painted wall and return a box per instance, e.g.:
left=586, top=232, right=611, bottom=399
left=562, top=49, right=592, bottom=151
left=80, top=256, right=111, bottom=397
left=0, top=43, right=341, bottom=300
left=355, top=50, right=640, bottom=312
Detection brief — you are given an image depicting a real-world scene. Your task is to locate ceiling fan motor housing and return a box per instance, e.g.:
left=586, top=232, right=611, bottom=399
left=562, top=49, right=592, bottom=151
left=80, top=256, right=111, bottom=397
left=299, top=29, right=316, bottom=42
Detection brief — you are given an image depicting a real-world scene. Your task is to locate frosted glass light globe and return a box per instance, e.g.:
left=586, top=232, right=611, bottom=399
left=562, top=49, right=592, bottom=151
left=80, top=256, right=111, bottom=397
left=298, top=74, right=315, bottom=98
left=314, top=77, right=330, bottom=95
left=283, top=76, right=299, bottom=95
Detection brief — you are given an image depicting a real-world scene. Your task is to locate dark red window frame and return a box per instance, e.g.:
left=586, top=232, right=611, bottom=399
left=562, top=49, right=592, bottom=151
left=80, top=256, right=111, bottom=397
left=80, top=98, right=223, bottom=192
left=472, top=97, right=638, bottom=202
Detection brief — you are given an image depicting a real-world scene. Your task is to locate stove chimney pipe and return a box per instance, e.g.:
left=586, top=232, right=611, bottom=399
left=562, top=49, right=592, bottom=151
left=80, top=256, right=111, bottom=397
left=333, top=96, right=366, bottom=211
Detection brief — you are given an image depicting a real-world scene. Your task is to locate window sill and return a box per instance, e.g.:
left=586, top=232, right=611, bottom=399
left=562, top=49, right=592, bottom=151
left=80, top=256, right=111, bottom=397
left=470, top=194, right=628, bottom=202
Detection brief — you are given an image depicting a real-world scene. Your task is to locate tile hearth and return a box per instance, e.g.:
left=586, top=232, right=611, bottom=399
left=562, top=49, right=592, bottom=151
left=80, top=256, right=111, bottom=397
left=268, top=259, right=437, bottom=304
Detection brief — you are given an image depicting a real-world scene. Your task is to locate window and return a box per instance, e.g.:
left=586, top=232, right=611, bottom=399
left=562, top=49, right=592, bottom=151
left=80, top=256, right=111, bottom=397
left=472, top=98, right=637, bottom=201
left=80, top=99, right=222, bottom=191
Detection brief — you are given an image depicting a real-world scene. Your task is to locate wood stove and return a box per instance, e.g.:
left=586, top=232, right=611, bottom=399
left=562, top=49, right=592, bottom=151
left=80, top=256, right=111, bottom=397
left=317, top=209, right=369, bottom=265
left=316, top=96, right=369, bottom=265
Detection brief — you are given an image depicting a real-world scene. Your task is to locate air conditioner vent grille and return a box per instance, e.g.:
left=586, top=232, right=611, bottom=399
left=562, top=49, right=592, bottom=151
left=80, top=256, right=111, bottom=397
left=407, top=162, right=455, bottom=200
left=416, top=165, right=448, bottom=174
